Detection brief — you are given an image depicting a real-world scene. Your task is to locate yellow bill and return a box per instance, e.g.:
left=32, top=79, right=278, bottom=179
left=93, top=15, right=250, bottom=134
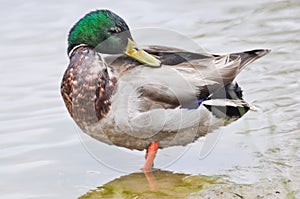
left=125, top=38, right=161, bottom=67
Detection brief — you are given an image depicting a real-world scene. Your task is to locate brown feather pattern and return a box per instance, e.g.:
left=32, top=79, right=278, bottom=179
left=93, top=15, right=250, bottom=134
left=61, top=46, right=117, bottom=126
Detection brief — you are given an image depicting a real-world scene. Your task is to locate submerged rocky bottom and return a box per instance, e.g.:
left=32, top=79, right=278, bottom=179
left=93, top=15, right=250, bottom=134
left=79, top=170, right=294, bottom=199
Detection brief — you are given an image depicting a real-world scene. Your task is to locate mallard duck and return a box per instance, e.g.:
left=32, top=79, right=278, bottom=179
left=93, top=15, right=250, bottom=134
left=61, top=10, right=270, bottom=171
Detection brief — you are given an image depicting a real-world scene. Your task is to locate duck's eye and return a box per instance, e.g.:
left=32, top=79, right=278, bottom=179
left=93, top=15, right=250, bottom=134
left=108, top=28, right=117, bottom=34
left=108, top=27, right=122, bottom=34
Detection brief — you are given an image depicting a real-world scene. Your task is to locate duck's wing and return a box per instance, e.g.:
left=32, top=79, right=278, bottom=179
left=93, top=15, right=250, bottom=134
left=109, top=46, right=270, bottom=113
left=145, top=45, right=270, bottom=69
left=144, top=46, right=270, bottom=99
left=108, top=47, right=270, bottom=136
left=144, top=45, right=212, bottom=65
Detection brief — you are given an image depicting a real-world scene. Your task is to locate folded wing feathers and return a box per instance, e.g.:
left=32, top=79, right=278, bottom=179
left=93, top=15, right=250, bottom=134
left=172, top=54, right=242, bottom=97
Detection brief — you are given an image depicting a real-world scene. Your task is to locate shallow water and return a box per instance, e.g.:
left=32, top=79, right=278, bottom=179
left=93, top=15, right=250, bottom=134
left=0, top=0, right=299, bottom=198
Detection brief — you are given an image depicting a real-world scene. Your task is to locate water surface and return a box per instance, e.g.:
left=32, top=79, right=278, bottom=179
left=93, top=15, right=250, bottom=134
left=0, top=0, right=299, bottom=198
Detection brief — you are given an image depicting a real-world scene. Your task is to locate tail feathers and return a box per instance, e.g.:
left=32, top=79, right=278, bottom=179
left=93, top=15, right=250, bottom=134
left=202, top=82, right=250, bottom=118
left=208, top=82, right=243, bottom=101
left=202, top=99, right=250, bottom=118
left=232, top=49, right=271, bottom=70
left=200, top=49, right=270, bottom=119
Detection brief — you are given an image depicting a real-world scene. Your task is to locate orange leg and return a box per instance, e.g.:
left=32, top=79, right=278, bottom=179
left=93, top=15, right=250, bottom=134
left=141, top=142, right=159, bottom=171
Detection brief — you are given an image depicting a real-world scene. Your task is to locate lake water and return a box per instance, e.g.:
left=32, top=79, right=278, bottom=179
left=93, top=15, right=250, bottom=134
left=0, top=0, right=299, bottom=198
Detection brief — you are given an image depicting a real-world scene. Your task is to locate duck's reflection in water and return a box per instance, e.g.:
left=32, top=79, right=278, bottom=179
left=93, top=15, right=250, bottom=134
left=143, top=170, right=158, bottom=191
left=79, top=169, right=220, bottom=198
left=79, top=169, right=286, bottom=198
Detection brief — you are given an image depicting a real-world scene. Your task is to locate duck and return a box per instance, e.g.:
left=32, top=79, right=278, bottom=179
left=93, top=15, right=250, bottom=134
left=61, top=9, right=270, bottom=171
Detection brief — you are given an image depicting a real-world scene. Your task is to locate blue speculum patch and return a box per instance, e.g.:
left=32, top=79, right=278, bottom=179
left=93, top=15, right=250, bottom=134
left=197, top=99, right=205, bottom=105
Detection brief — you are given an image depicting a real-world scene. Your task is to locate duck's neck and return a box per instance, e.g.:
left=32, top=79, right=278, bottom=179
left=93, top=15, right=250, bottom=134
left=61, top=46, right=117, bottom=127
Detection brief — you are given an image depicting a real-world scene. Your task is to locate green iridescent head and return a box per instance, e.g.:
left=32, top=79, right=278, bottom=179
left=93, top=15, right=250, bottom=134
left=68, top=10, right=132, bottom=54
left=68, top=10, right=161, bottom=67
